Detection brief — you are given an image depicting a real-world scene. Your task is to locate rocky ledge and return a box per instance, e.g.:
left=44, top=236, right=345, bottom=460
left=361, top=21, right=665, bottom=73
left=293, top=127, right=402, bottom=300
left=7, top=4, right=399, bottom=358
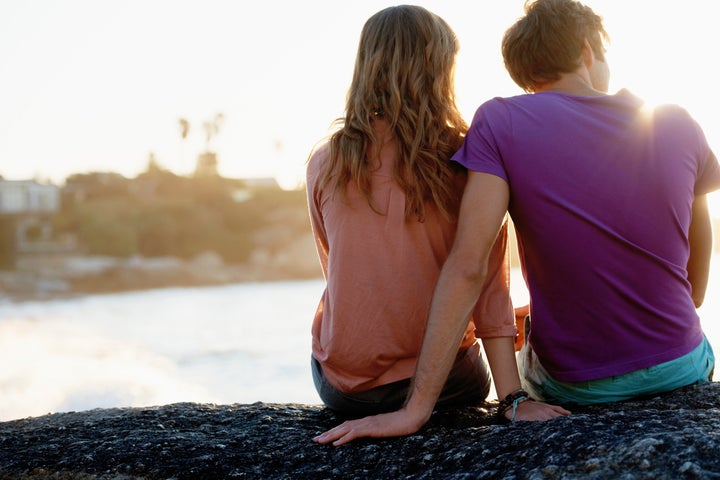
left=1, top=382, right=718, bottom=480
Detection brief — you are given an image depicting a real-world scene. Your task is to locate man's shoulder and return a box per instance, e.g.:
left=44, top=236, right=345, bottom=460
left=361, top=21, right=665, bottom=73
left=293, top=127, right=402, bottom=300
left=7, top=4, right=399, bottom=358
left=470, top=95, right=523, bottom=126
left=479, top=93, right=530, bottom=110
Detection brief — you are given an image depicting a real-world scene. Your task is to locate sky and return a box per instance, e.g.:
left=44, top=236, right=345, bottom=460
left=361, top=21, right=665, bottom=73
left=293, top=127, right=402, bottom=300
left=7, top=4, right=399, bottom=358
left=1, top=1, right=719, bottom=198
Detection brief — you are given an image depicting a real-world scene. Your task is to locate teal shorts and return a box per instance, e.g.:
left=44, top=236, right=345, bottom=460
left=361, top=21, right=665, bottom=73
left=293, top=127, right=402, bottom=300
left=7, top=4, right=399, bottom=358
left=519, top=335, right=715, bottom=405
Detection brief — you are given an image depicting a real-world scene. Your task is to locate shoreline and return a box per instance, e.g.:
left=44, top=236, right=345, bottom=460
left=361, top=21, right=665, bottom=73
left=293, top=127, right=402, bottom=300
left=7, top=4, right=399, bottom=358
left=0, top=252, right=322, bottom=304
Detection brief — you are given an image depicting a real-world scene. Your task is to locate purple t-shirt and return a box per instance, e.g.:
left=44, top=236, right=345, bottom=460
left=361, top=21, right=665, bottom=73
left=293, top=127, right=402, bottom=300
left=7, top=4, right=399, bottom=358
left=453, top=89, right=720, bottom=382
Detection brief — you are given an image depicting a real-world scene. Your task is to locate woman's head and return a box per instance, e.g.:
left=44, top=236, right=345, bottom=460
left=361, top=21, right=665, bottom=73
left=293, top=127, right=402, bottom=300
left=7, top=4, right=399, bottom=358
left=502, top=0, right=609, bottom=92
left=348, top=5, right=460, bottom=125
left=326, top=5, right=467, bottom=221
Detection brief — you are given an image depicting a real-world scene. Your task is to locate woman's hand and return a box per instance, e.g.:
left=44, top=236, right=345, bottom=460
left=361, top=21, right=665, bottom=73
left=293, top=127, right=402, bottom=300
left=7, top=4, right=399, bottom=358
left=313, top=406, right=430, bottom=446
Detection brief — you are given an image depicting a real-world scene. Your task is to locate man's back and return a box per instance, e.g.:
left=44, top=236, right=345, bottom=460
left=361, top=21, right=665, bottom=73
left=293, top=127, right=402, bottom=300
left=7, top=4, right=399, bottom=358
left=454, top=89, right=719, bottom=382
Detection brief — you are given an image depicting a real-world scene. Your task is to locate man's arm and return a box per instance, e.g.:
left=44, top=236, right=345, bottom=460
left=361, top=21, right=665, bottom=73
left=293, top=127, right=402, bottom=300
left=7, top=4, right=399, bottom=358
left=687, top=194, right=713, bottom=307
left=313, top=173, right=565, bottom=446
left=481, top=336, right=570, bottom=421
left=313, top=173, right=509, bottom=445
left=401, top=172, right=515, bottom=415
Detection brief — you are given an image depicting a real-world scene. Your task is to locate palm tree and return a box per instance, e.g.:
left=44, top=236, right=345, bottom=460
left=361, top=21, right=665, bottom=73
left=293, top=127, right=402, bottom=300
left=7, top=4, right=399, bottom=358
left=202, top=113, right=224, bottom=152
left=178, top=118, right=190, bottom=140
left=178, top=118, right=190, bottom=176
left=192, top=113, right=225, bottom=178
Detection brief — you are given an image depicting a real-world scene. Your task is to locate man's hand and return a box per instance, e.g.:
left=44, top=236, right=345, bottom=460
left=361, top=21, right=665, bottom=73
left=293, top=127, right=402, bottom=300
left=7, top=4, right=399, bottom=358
left=505, top=399, right=571, bottom=422
left=313, top=406, right=429, bottom=447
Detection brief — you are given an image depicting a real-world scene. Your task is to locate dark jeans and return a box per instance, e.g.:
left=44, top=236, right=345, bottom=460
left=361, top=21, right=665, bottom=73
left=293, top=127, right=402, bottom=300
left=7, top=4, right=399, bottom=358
left=311, top=341, right=491, bottom=417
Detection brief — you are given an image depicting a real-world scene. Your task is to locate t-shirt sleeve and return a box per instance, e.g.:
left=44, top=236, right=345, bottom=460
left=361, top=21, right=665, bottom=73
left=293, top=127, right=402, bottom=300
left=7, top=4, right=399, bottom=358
left=679, top=111, right=720, bottom=195
left=471, top=218, right=516, bottom=339
left=695, top=149, right=720, bottom=196
left=305, top=144, right=330, bottom=276
left=452, top=100, right=510, bottom=183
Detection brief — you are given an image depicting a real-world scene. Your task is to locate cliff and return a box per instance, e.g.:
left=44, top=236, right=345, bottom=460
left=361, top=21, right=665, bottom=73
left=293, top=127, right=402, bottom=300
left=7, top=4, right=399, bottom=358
left=1, top=382, right=718, bottom=479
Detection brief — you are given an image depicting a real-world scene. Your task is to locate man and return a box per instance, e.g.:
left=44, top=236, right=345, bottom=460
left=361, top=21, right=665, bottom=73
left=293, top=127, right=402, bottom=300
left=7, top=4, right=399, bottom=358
left=314, top=0, right=719, bottom=445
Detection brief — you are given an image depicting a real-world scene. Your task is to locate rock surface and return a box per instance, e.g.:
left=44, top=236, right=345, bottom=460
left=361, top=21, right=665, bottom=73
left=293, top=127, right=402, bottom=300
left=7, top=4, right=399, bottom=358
left=1, top=382, right=719, bottom=479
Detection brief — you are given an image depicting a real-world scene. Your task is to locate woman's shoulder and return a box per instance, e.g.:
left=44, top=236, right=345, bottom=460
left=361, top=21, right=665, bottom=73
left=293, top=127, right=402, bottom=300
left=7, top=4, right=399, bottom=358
left=307, top=140, right=331, bottom=170
left=306, top=140, right=332, bottom=188
left=309, top=138, right=331, bottom=161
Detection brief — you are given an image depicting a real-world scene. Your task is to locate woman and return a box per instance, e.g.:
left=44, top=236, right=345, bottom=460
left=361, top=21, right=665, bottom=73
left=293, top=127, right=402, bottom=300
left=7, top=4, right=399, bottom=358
left=305, top=5, right=516, bottom=417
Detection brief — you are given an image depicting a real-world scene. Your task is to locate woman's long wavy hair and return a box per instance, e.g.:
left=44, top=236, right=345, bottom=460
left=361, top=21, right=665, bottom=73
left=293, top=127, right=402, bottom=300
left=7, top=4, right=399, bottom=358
left=320, top=5, right=468, bottom=222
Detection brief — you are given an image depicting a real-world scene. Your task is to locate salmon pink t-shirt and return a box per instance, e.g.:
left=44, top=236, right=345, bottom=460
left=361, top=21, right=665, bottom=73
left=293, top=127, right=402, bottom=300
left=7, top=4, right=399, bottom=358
left=306, top=142, right=516, bottom=393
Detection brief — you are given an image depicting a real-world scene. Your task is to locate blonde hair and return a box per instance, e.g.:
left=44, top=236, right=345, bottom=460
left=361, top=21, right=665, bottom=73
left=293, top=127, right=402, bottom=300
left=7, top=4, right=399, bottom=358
left=321, top=5, right=468, bottom=221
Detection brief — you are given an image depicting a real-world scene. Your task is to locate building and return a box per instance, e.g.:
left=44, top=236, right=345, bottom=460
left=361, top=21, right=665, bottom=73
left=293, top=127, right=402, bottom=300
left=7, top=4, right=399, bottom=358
left=0, top=180, right=61, bottom=269
left=0, top=180, right=60, bottom=214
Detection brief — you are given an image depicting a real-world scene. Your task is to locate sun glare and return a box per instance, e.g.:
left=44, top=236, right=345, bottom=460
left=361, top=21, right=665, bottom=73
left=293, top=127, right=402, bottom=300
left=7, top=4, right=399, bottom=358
left=596, top=0, right=720, bottom=218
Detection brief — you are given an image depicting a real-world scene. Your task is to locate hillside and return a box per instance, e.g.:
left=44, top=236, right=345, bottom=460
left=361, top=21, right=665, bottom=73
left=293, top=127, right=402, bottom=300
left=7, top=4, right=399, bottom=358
left=1, top=172, right=322, bottom=300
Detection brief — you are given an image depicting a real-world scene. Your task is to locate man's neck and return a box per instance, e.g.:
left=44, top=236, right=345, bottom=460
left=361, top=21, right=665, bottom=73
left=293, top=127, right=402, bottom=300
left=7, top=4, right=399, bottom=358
left=536, top=72, right=605, bottom=97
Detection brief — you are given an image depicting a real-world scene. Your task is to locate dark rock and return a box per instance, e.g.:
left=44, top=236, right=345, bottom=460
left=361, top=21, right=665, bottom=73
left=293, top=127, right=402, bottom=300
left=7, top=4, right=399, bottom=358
left=1, top=383, right=719, bottom=479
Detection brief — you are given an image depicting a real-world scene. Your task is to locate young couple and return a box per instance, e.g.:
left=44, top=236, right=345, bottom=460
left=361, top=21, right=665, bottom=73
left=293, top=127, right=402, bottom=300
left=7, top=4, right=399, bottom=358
left=306, top=0, right=719, bottom=446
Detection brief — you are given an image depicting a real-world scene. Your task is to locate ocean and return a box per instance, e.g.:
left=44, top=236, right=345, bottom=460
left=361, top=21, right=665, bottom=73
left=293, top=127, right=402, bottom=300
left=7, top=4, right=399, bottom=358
left=1, top=261, right=719, bottom=422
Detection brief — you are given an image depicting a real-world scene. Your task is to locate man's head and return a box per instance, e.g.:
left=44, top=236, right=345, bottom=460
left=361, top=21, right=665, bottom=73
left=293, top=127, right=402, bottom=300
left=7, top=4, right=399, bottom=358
left=502, top=0, right=609, bottom=93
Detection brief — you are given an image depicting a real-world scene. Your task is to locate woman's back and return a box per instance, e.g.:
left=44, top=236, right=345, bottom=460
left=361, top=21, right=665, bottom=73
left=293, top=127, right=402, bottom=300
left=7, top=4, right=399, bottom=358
left=306, top=132, right=480, bottom=393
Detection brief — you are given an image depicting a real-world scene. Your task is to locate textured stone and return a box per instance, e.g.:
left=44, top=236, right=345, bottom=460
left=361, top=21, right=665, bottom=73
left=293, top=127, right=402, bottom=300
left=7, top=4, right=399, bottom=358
left=0, top=383, right=719, bottom=479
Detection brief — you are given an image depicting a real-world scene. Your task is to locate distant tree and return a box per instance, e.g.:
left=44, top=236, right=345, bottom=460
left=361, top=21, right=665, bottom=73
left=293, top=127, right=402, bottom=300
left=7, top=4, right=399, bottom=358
left=202, top=113, right=224, bottom=152
left=193, top=113, right=224, bottom=177
left=75, top=201, right=138, bottom=257
left=194, top=152, right=219, bottom=178
left=66, top=172, right=128, bottom=186
left=146, top=152, right=163, bottom=174
left=178, top=118, right=190, bottom=141
left=0, top=216, right=17, bottom=270
left=178, top=118, right=191, bottom=175
left=63, top=172, right=130, bottom=202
